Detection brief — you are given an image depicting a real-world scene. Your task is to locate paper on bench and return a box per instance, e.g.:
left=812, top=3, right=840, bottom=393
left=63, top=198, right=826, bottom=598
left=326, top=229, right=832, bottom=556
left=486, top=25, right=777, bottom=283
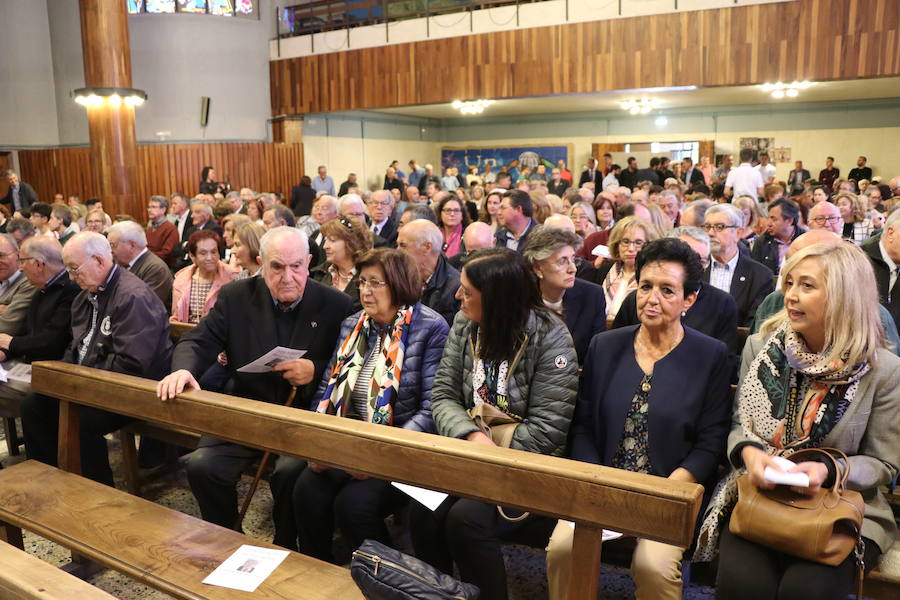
left=392, top=482, right=448, bottom=511
left=763, top=455, right=810, bottom=487
left=202, top=544, right=290, bottom=592
left=0, top=360, right=32, bottom=386
left=236, top=347, right=307, bottom=373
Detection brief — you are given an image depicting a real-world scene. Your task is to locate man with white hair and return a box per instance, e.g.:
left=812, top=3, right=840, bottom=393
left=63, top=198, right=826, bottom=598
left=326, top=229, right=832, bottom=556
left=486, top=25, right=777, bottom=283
left=397, top=220, right=460, bottom=325
left=702, top=204, right=774, bottom=327
left=861, top=209, right=900, bottom=328
left=807, top=201, right=844, bottom=234
left=108, top=221, right=174, bottom=309
left=157, top=227, right=352, bottom=547
left=449, top=221, right=494, bottom=270
left=0, top=234, right=37, bottom=335
left=22, top=231, right=172, bottom=486
left=337, top=193, right=368, bottom=222
left=367, top=189, right=399, bottom=246
left=0, top=236, right=79, bottom=364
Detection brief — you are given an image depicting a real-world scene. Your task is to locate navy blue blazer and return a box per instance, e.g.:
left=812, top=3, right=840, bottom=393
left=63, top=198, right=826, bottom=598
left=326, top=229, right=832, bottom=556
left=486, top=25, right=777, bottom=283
left=561, top=277, right=606, bottom=364
left=570, top=325, right=732, bottom=486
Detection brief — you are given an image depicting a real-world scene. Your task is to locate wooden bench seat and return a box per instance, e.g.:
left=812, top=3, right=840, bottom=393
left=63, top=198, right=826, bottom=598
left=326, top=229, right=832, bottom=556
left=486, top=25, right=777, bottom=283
left=0, top=460, right=361, bottom=600
left=0, top=538, right=117, bottom=600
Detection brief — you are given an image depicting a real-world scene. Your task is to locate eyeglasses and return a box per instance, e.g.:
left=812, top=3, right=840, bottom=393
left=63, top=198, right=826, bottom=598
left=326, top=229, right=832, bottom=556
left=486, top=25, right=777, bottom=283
left=339, top=216, right=356, bottom=229
left=65, top=262, right=87, bottom=275
left=619, top=239, right=645, bottom=248
left=441, top=208, right=462, bottom=214
left=0, top=251, right=17, bottom=259
left=546, top=255, right=577, bottom=270
left=810, top=215, right=841, bottom=225
left=17, top=256, right=37, bottom=265
left=702, top=224, right=739, bottom=233
left=358, top=278, right=388, bottom=290
left=368, top=200, right=392, bottom=208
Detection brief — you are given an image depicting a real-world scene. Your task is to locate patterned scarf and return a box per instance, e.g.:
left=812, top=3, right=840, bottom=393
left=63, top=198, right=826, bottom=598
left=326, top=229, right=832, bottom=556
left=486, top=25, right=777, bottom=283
left=694, top=322, right=870, bottom=561
left=317, top=306, right=414, bottom=425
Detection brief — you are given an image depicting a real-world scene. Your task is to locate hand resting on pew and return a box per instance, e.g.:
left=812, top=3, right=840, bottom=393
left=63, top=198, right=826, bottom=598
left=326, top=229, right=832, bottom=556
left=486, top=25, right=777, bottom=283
left=156, top=368, right=201, bottom=401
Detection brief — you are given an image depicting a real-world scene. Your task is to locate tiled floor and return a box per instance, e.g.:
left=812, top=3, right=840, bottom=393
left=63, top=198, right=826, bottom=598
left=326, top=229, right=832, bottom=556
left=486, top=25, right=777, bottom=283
left=1, top=425, right=719, bottom=599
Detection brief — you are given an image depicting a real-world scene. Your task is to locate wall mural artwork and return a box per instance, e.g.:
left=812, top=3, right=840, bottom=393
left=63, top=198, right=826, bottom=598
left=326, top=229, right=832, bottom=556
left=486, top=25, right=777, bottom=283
left=441, top=145, right=572, bottom=181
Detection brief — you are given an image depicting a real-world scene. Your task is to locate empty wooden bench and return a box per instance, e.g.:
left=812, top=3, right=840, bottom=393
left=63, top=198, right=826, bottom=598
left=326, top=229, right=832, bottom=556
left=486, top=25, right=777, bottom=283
left=0, top=538, right=117, bottom=600
left=4, top=360, right=705, bottom=599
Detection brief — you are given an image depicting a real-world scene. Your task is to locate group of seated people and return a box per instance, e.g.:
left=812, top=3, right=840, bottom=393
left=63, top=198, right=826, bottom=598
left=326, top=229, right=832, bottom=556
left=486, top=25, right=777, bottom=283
left=2, top=154, right=899, bottom=600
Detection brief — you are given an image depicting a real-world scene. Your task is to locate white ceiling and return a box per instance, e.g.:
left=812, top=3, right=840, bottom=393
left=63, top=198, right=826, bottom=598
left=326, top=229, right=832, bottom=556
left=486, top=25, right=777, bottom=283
left=368, top=76, right=900, bottom=120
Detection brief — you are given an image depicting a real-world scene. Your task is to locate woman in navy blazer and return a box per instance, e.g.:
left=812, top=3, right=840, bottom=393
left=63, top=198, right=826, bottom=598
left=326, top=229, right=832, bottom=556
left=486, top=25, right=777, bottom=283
left=546, top=238, right=732, bottom=600
left=523, top=224, right=605, bottom=364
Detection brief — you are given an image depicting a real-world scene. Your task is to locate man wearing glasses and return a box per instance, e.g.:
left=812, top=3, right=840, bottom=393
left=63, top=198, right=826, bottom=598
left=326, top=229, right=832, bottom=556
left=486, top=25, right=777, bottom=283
left=20, top=231, right=172, bottom=486
left=807, top=201, right=844, bottom=235
left=702, top=204, right=774, bottom=327
left=0, top=234, right=37, bottom=336
left=156, top=227, right=352, bottom=549
left=367, top=190, right=399, bottom=247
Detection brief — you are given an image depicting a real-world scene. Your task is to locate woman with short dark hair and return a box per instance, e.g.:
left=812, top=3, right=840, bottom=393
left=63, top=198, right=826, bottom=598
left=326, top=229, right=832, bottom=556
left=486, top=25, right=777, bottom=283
left=548, top=238, right=732, bottom=600
left=411, top=248, right=578, bottom=600
left=310, top=216, right=373, bottom=311
left=271, top=248, right=450, bottom=556
left=172, top=229, right=235, bottom=323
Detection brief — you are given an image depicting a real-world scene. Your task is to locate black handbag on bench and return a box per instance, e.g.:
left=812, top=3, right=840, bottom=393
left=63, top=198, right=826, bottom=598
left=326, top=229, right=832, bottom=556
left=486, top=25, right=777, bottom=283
left=350, top=539, right=480, bottom=600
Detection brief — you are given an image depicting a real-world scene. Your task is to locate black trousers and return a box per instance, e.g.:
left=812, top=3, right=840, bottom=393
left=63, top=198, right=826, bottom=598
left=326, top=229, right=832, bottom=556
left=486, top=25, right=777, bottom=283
left=21, top=392, right=132, bottom=487
left=717, top=526, right=881, bottom=600
left=288, top=464, right=404, bottom=563
left=185, top=436, right=302, bottom=547
left=410, top=497, right=555, bottom=600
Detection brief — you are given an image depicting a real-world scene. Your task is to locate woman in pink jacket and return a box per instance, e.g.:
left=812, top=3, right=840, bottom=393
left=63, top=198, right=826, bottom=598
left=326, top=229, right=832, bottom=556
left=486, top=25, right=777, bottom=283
left=171, top=229, right=236, bottom=323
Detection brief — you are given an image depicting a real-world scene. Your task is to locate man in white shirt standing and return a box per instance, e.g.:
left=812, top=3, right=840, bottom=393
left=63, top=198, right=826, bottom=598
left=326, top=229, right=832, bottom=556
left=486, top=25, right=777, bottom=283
left=725, top=148, right=765, bottom=200
left=754, top=151, right=777, bottom=184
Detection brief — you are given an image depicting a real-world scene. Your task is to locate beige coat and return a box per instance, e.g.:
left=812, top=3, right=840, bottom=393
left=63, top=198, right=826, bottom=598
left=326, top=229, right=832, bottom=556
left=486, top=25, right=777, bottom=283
left=729, top=334, right=900, bottom=554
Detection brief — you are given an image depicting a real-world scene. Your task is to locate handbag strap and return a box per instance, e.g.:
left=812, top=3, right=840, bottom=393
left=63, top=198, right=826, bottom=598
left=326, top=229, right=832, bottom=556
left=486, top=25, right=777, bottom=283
left=786, top=447, right=851, bottom=492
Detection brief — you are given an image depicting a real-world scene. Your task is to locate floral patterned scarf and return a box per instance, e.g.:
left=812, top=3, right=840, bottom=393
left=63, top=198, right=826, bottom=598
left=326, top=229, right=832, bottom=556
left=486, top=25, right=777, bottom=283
left=694, top=322, right=870, bottom=561
left=317, top=306, right=414, bottom=425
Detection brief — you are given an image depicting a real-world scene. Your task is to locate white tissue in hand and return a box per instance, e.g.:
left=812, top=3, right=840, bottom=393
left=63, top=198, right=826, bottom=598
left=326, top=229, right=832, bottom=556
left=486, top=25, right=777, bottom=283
left=763, top=456, right=810, bottom=487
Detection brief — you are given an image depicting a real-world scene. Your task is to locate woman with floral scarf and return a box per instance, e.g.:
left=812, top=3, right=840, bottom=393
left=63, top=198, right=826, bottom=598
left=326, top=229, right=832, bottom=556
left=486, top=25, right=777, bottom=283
left=269, top=249, right=449, bottom=560
left=696, top=240, right=899, bottom=600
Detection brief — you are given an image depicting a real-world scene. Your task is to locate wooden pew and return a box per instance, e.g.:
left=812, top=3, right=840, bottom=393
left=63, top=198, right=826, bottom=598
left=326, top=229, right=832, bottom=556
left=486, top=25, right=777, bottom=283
left=3, top=361, right=705, bottom=599
left=0, top=539, right=117, bottom=600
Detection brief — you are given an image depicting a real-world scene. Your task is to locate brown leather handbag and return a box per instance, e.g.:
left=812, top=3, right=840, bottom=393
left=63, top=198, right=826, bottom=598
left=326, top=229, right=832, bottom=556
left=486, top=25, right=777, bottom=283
left=730, top=447, right=865, bottom=566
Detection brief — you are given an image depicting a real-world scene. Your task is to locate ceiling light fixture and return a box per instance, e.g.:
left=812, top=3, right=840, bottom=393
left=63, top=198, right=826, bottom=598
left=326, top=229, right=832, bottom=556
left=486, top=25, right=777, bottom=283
left=760, top=80, right=814, bottom=99
left=451, top=99, right=495, bottom=115
left=619, top=98, right=662, bottom=115
left=72, top=87, right=148, bottom=108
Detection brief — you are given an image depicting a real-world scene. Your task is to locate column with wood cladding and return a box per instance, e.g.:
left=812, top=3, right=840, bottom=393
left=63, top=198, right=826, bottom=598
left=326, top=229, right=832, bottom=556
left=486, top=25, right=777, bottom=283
left=79, top=0, right=141, bottom=218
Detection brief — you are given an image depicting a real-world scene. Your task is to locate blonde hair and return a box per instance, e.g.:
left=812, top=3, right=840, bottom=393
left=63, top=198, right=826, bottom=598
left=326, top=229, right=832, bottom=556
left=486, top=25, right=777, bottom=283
left=646, top=203, right=671, bottom=235
left=732, top=195, right=764, bottom=228
left=608, top=216, right=661, bottom=261
left=760, top=242, right=884, bottom=366
left=835, top=192, right=866, bottom=223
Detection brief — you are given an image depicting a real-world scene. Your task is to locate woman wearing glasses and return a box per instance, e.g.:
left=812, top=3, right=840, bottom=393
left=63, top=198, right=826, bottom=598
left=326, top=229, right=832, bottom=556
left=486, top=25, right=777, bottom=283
left=523, top=226, right=605, bottom=364
left=310, top=216, right=373, bottom=312
left=598, top=216, right=661, bottom=322
left=435, top=194, right=471, bottom=259
left=271, top=248, right=450, bottom=559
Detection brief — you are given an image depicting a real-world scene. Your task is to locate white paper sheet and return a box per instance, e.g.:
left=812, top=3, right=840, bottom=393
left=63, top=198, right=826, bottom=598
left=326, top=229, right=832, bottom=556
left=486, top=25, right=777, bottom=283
left=0, top=360, right=32, bottom=389
left=202, top=545, right=290, bottom=592
left=565, top=520, right=623, bottom=541
left=236, top=347, right=307, bottom=373
left=764, top=455, right=810, bottom=487
left=391, top=482, right=449, bottom=511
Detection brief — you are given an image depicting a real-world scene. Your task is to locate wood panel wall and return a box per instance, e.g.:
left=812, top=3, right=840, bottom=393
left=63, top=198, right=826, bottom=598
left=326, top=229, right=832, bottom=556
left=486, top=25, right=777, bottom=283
left=270, top=0, right=900, bottom=115
left=17, top=143, right=304, bottom=215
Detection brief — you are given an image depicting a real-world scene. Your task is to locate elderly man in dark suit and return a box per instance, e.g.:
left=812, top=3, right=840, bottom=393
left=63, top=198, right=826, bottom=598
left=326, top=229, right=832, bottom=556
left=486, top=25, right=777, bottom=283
left=2, top=170, right=38, bottom=213
left=702, top=204, right=774, bottom=327
left=157, top=227, right=352, bottom=547
left=21, top=232, right=172, bottom=486
left=107, top=221, right=173, bottom=310
left=0, top=236, right=79, bottom=364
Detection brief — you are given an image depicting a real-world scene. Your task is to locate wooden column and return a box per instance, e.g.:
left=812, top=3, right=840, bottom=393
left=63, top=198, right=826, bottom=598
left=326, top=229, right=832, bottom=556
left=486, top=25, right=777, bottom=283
left=79, top=0, right=141, bottom=218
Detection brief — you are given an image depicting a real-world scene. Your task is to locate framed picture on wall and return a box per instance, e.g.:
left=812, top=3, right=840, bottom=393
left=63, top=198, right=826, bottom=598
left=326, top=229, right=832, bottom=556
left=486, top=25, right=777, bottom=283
left=441, top=145, right=574, bottom=182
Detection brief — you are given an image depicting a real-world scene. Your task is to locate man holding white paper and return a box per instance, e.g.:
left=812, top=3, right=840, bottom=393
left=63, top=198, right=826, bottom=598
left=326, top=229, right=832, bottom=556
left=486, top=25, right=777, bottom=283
left=157, top=227, right=352, bottom=546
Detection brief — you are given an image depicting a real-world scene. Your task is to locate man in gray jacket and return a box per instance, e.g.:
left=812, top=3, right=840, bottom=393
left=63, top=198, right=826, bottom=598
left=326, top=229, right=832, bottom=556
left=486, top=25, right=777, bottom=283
left=0, top=233, right=37, bottom=335
left=108, top=221, right=174, bottom=310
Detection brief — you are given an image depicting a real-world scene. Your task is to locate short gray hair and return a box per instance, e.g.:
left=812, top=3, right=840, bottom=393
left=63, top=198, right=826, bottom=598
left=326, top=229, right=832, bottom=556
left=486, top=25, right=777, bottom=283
left=149, top=195, right=168, bottom=211
left=705, top=203, right=744, bottom=228
left=70, top=231, right=112, bottom=260
left=522, top=225, right=583, bottom=267
left=259, top=226, right=309, bottom=263
left=402, top=203, right=438, bottom=225
left=670, top=226, right=710, bottom=254
left=21, top=236, right=63, bottom=267
left=337, top=193, right=365, bottom=213
left=569, top=201, right=597, bottom=227
left=403, top=220, right=443, bottom=255
left=107, top=221, right=148, bottom=249
left=0, top=233, right=18, bottom=252
left=190, top=201, right=212, bottom=217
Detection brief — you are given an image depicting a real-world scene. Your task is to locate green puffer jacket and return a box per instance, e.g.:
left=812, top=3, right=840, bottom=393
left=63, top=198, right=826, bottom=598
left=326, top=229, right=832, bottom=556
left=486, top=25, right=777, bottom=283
left=431, top=309, right=579, bottom=457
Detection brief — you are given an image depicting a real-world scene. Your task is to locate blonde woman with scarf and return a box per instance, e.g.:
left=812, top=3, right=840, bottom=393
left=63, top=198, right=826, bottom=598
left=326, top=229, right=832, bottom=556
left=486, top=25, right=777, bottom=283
left=269, top=248, right=449, bottom=560
left=695, top=241, right=899, bottom=600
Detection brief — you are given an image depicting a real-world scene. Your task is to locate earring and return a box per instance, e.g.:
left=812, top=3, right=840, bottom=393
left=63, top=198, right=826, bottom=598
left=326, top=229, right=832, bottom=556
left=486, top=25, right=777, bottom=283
left=537, top=273, right=543, bottom=279
left=681, top=311, right=687, bottom=317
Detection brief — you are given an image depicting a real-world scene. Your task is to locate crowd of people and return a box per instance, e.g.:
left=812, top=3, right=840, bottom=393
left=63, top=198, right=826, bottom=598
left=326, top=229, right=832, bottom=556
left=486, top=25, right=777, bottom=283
left=1, top=152, right=899, bottom=600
